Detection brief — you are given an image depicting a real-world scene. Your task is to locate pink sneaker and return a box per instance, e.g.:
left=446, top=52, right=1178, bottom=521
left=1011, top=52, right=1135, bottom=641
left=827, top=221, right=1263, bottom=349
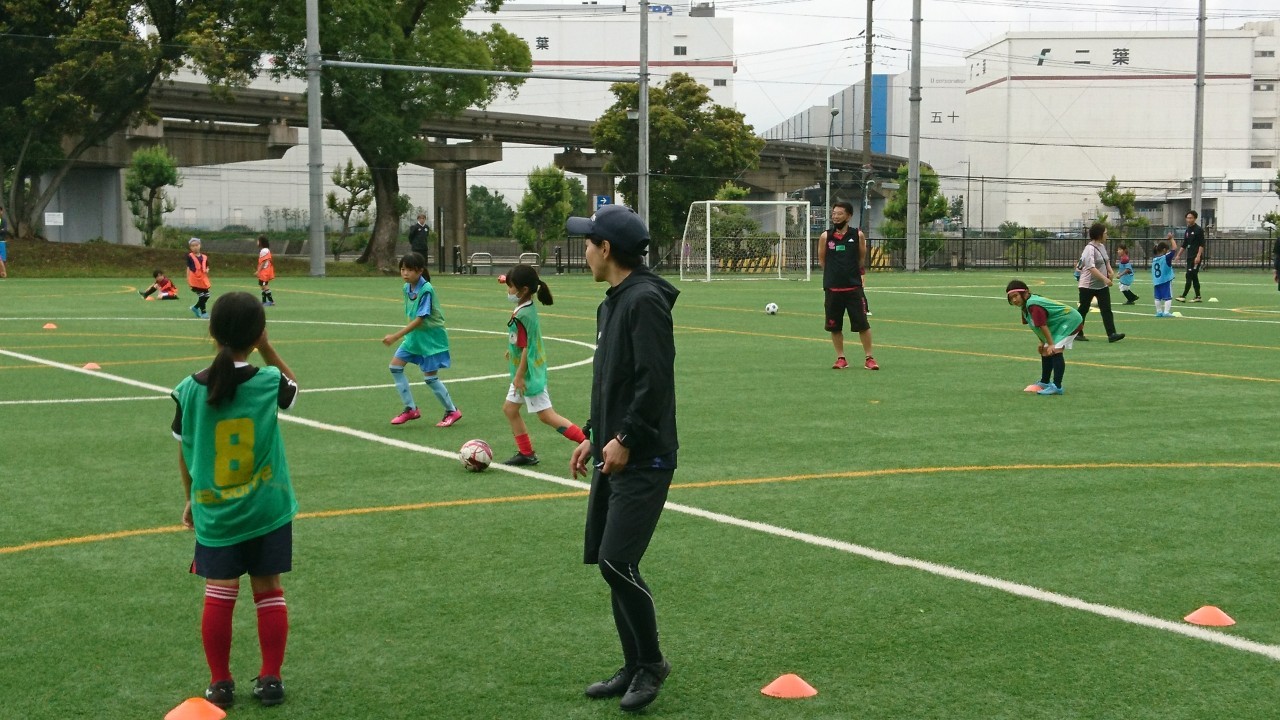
left=832, top=357, right=849, bottom=369
left=436, top=409, right=463, bottom=427
left=864, top=356, right=880, bottom=371
left=390, top=407, right=421, bottom=425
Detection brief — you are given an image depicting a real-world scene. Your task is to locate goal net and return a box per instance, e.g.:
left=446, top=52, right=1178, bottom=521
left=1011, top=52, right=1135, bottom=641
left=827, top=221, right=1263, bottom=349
left=678, top=200, right=812, bottom=281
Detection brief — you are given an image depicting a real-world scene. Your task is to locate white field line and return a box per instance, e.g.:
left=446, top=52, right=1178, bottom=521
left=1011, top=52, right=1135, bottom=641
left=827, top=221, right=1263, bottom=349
left=0, top=320, right=596, bottom=399
left=4, top=346, right=1278, bottom=662
left=864, top=289, right=1280, bottom=324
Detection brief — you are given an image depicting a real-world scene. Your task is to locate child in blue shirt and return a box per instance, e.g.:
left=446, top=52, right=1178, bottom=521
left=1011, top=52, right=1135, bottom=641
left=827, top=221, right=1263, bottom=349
left=1115, top=244, right=1138, bottom=305
left=1150, top=237, right=1179, bottom=317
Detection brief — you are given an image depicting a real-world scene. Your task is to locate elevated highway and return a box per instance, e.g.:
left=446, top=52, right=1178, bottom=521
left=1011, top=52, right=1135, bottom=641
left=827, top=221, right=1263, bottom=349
left=78, top=81, right=907, bottom=251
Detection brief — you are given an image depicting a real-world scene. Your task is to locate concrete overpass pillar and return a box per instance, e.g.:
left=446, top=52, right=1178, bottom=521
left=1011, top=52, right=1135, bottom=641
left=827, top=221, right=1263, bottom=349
left=554, top=148, right=616, bottom=204
left=410, top=139, right=503, bottom=269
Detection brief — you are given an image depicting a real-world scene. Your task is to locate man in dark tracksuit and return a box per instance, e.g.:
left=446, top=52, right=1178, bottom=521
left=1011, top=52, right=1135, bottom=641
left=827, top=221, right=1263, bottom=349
left=407, top=214, right=431, bottom=260
left=1176, top=210, right=1206, bottom=302
left=568, top=204, right=679, bottom=714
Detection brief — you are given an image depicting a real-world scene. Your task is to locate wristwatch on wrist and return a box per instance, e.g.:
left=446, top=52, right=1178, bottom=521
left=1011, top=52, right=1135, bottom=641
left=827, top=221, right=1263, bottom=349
left=614, top=432, right=630, bottom=448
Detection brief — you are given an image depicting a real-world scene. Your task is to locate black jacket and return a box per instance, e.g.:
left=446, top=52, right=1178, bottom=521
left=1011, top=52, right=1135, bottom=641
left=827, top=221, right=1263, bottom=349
left=588, top=266, right=679, bottom=465
left=407, top=222, right=431, bottom=255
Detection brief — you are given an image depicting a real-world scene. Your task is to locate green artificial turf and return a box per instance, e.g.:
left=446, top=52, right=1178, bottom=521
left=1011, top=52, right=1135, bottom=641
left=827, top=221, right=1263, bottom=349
left=2, top=269, right=1278, bottom=719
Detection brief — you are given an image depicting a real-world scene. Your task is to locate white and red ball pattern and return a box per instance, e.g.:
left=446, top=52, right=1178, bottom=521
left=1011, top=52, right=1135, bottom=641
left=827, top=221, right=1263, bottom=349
left=459, top=439, right=494, bottom=472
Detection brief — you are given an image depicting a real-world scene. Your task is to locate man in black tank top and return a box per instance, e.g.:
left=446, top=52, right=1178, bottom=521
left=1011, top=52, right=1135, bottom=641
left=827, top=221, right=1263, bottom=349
left=817, top=201, right=878, bottom=370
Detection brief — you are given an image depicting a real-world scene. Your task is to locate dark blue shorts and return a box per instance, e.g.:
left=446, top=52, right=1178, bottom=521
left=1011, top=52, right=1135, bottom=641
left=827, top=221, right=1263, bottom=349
left=190, top=522, right=293, bottom=580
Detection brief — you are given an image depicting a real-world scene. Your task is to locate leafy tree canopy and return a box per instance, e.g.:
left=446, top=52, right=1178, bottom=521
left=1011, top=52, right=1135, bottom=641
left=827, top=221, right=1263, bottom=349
left=1, top=0, right=258, bottom=238
left=592, top=73, right=764, bottom=264
left=247, top=0, right=532, bottom=270
left=466, top=185, right=515, bottom=237
left=512, top=165, right=571, bottom=259
left=125, top=146, right=180, bottom=247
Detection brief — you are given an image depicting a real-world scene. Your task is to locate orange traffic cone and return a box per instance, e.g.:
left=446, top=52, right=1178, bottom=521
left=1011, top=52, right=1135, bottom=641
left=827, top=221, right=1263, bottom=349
left=43, top=323, right=57, bottom=329
left=82, top=362, right=101, bottom=370
left=163, top=697, right=226, bottom=720
left=1184, top=606, right=1235, bottom=627
left=761, top=673, right=818, bottom=699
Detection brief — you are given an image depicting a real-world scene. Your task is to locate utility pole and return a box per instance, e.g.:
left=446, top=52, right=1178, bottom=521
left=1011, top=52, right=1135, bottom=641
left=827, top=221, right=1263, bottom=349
left=1191, top=0, right=1206, bottom=222
left=905, top=0, right=921, bottom=271
left=861, top=0, right=874, bottom=235
left=825, top=108, right=839, bottom=228
left=639, top=0, right=651, bottom=254
left=305, top=0, right=325, bottom=276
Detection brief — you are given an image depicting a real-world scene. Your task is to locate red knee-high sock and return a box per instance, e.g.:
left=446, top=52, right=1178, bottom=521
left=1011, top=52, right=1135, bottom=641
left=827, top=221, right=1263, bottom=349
left=559, top=424, right=587, bottom=444
left=515, top=433, right=534, bottom=455
left=254, top=588, right=289, bottom=679
left=202, top=584, right=239, bottom=683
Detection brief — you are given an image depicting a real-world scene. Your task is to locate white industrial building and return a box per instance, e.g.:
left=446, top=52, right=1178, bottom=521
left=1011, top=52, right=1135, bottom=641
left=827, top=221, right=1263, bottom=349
left=161, top=2, right=734, bottom=233
left=767, top=20, right=1280, bottom=232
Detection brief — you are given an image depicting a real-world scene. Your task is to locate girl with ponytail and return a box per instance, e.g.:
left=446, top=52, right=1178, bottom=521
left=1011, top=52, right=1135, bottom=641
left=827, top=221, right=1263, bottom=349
left=171, top=291, right=300, bottom=708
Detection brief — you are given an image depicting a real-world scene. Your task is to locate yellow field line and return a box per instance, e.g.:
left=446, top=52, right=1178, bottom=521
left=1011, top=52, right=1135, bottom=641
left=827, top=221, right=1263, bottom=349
left=673, top=461, right=1280, bottom=490
left=0, top=490, right=587, bottom=556
left=7, top=461, right=1276, bottom=556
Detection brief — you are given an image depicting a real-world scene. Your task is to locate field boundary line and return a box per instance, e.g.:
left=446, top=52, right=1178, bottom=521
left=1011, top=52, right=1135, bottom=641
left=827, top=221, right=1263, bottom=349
left=6, top=347, right=1280, bottom=663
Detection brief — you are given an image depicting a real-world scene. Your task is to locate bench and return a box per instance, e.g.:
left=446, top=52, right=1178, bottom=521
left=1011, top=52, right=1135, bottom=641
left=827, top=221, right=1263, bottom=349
left=467, top=251, right=540, bottom=275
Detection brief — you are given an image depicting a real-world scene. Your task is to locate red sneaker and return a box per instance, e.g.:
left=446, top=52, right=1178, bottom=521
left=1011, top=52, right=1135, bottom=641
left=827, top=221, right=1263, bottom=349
left=390, top=407, right=421, bottom=425
left=832, top=357, right=849, bottom=369
left=864, top=356, right=880, bottom=371
left=436, top=409, right=463, bottom=427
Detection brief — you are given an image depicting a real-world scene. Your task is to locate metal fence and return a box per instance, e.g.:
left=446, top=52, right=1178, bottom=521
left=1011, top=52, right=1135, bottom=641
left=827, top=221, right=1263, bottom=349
left=877, top=234, right=1276, bottom=271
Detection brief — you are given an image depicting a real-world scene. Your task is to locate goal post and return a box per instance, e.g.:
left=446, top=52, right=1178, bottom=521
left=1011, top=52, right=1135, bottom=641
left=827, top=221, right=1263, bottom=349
left=679, top=200, right=812, bottom=281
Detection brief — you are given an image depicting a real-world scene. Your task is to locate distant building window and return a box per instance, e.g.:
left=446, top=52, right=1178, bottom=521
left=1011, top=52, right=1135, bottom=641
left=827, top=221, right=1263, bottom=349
left=1255, top=82, right=1276, bottom=91
left=1254, top=121, right=1275, bottom=130
left=1250, top=160, right=1273, bottom=169
left=674, top=46, right=687, bottom=56
left=1232, top=180, right=1269, bottom=190
left=1256, top=50, right=1276, bottom=58
left=713, top=78, right=727, bottom=87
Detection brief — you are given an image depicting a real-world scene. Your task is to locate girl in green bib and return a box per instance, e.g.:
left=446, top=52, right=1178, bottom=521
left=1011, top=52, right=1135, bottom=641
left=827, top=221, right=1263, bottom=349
left=1006, top=279, right=1083, bottom=396
left=172, top=291, right=298, bottom=708
left=500, top=265, right=587, bottom=465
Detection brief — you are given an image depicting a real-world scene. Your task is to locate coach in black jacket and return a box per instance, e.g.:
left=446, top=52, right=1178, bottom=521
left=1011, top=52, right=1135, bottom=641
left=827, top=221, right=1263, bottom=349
left=568, top=204, right=679, bottom=714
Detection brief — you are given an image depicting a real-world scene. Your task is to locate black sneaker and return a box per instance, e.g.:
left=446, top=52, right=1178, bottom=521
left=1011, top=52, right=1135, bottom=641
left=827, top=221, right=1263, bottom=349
left=205, top=680, right=235, bottom=709
left=252, top=676, right=285, bottom=706
left=620, top=659, right=671, bottom=713
left=1108, top=333, right=1126, bottom=343
left=585, top=666, right=635, bottom=699
left=1076, top=334, right=1090, bottom=341
left=503, top=452, right=539, bottom=466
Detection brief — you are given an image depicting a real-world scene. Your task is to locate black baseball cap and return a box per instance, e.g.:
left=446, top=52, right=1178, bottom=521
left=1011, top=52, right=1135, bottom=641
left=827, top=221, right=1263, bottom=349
left=566, top=205, right=650, bottom=255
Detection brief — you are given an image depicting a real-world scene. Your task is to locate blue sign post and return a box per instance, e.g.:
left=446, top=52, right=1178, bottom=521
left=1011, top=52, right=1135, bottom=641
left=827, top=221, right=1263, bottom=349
left=593, top=195, right=612, bottom=210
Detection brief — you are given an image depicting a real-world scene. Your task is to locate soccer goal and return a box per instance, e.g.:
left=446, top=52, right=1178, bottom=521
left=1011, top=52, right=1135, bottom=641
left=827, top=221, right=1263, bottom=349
left=679, top=200, right=812, bottom=281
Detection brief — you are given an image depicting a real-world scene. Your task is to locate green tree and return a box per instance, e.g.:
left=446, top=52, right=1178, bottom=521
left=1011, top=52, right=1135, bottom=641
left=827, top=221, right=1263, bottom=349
left=466, top=185, right=515, bottom=237
left=325, top=160, right=374, bottom=260
left=566, top=177, right=592, bottom=218
left=1, top=1, right=257, bottom=239
left=248, top=1, right=532, bottom=270
left=592, top=73, right=764, bottom=264
left=124, top=146, right=180, bottom=247
left=1096, top=176, right=1151, bottom=237
left=512, top=166, right=571, bottom=259
left=878, top=164, right=949, bottom=260
left=948, top=194, right=964, bottom=222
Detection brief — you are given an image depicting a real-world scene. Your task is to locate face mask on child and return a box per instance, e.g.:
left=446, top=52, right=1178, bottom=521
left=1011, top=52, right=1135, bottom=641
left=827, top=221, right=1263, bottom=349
left=507, top=292, right=519, bottom=304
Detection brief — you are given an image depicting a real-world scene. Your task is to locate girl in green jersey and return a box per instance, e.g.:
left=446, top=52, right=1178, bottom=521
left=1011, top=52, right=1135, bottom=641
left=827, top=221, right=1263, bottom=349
left=172, top=291, right=299, bottom=708
left=1006, top=279, right=1083, bottom=396
left=500, top=265, right=587, bottom=465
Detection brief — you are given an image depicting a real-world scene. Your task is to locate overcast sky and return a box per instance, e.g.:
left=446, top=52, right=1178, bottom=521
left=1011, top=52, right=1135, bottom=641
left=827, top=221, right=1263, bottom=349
left=717, top=0, right=1277, bottom=131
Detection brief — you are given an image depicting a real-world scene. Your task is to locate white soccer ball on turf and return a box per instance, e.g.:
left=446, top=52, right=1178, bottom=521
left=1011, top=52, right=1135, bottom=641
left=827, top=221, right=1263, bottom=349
left=764, top=302, right=779, bottom=315
left=459, top=439, right=493, bottom=472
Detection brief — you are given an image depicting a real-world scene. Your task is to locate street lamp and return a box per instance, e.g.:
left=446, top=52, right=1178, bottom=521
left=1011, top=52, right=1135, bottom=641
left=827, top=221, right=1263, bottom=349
left=824, top=107, right=839, bottom=229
